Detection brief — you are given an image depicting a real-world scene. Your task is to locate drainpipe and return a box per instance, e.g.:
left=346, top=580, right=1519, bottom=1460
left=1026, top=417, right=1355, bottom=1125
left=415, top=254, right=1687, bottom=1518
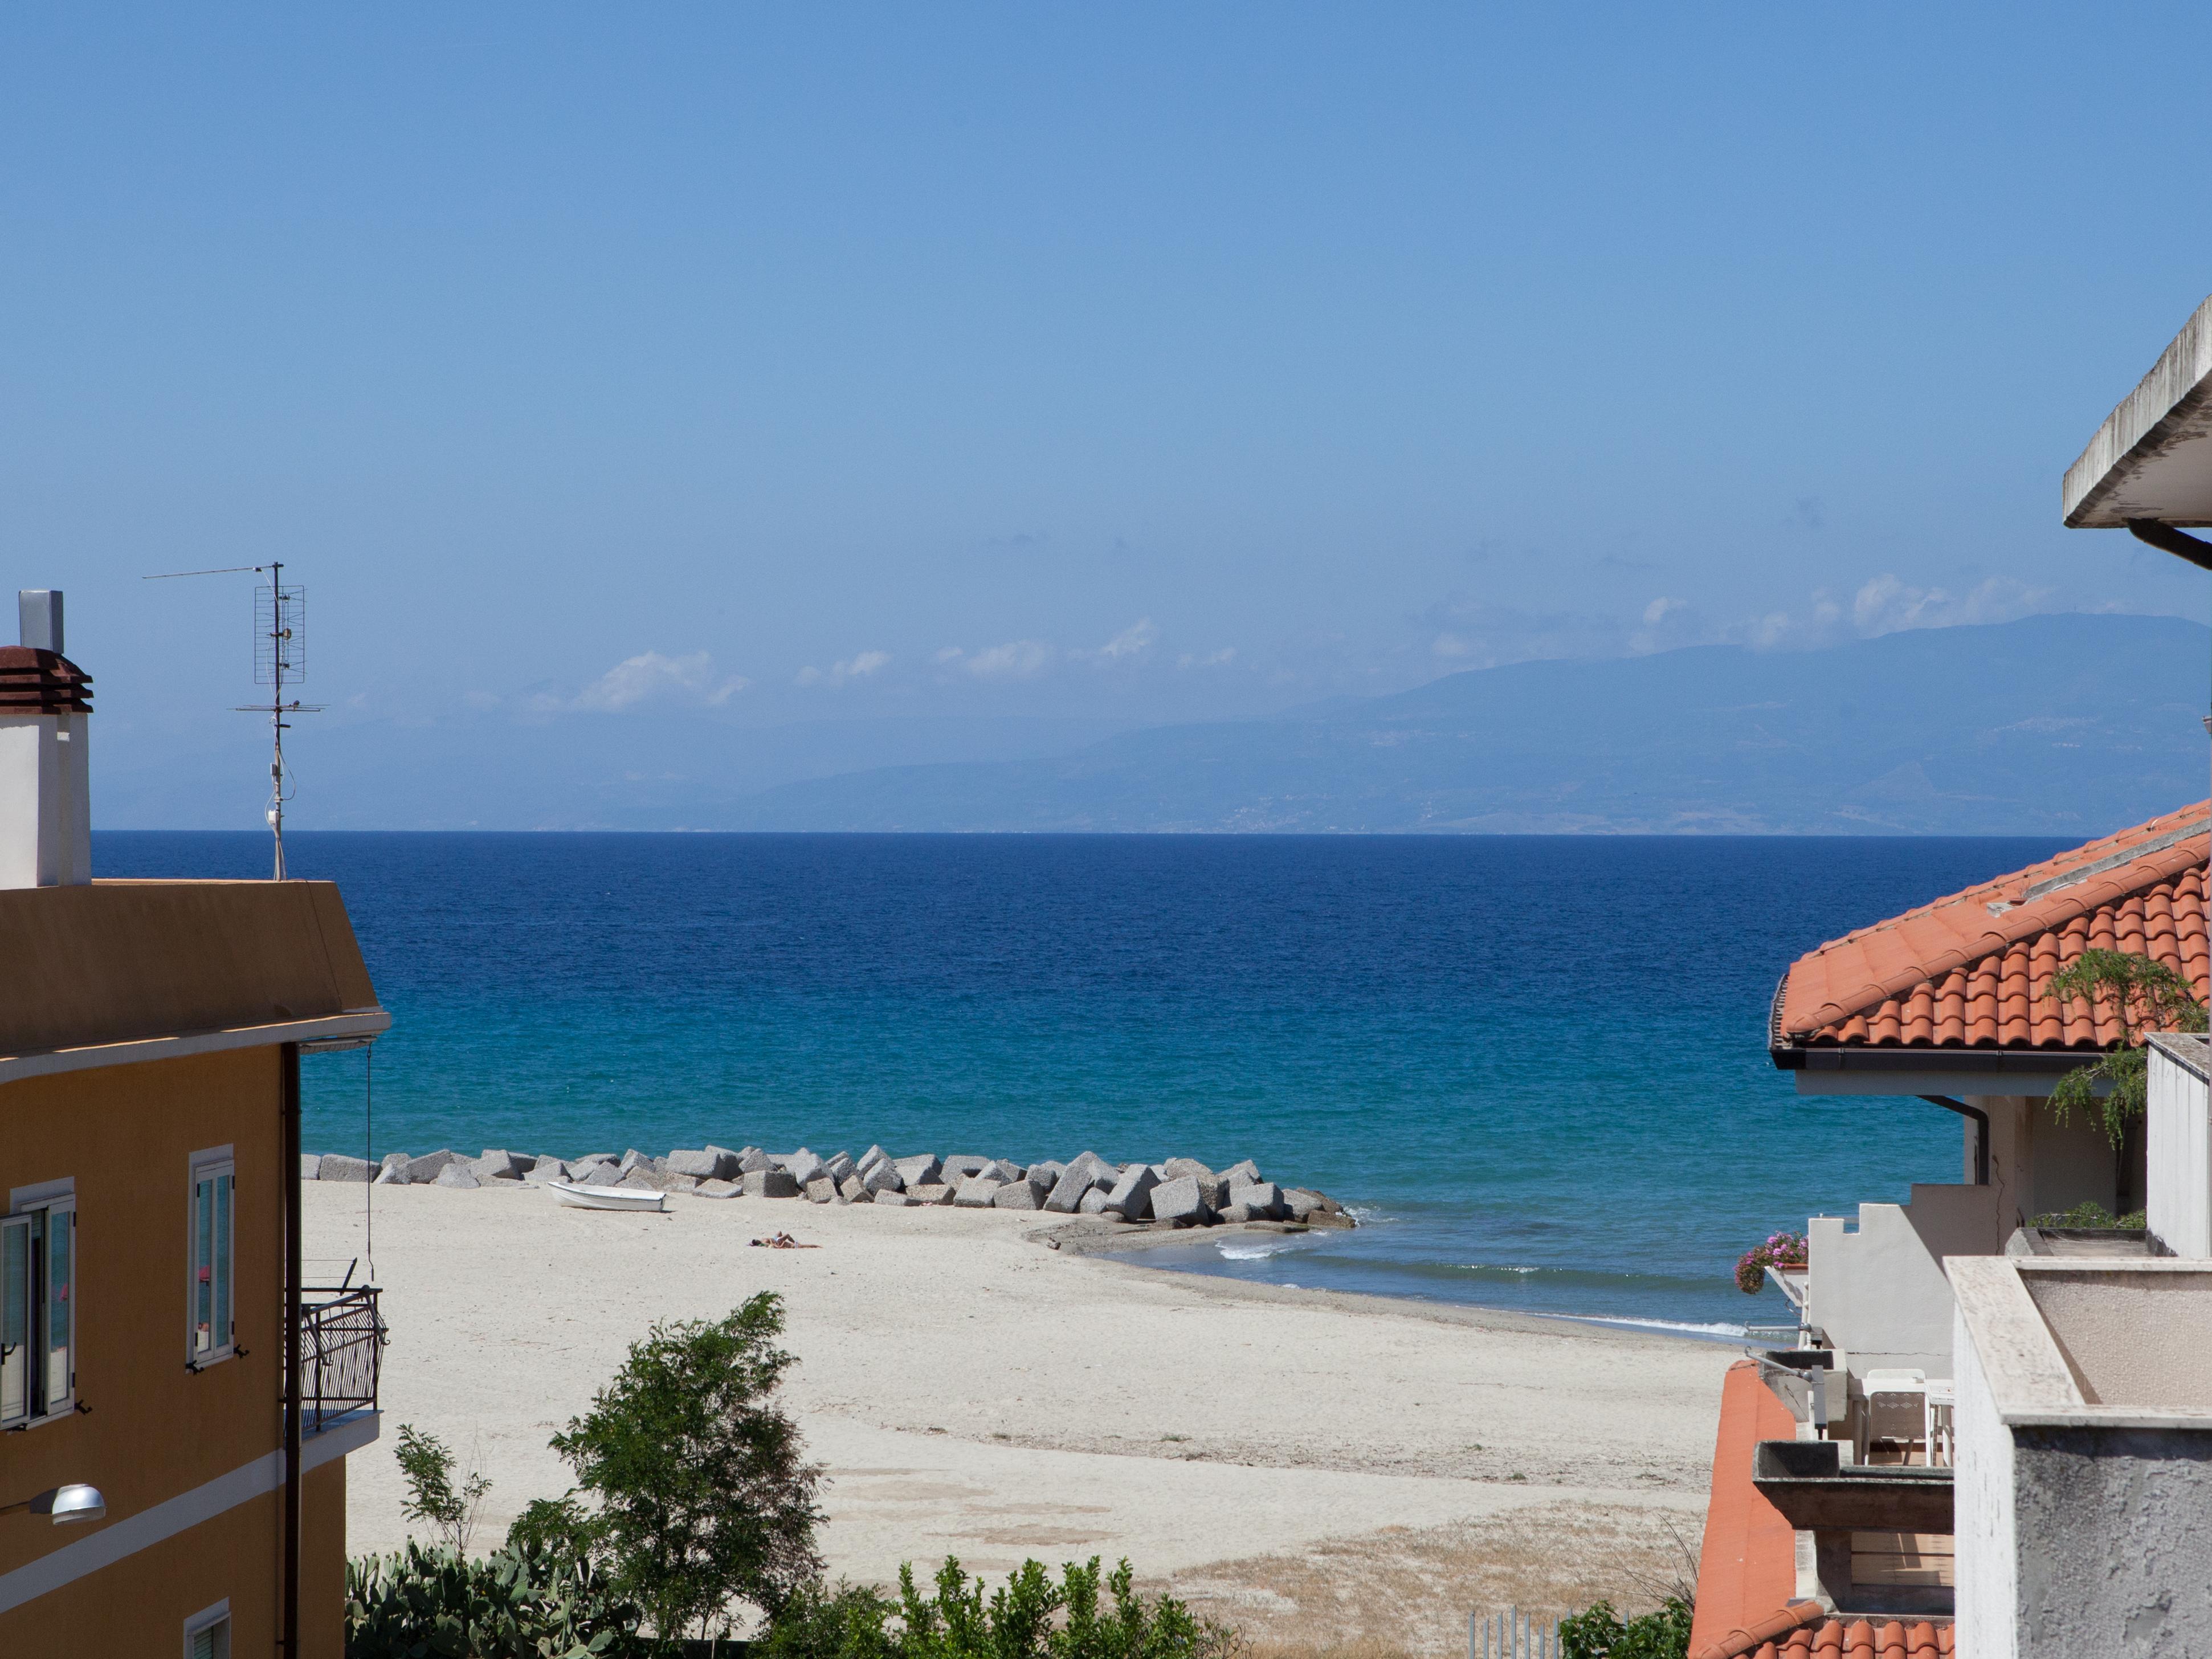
left=282, top=1042, right=302, bottom=1656
left=1921, top=1095, right=1989, bottom=1187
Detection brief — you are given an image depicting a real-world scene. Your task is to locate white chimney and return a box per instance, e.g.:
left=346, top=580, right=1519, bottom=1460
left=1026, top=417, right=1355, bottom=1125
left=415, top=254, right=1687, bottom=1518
left=0, top=590, right=92, bottom=889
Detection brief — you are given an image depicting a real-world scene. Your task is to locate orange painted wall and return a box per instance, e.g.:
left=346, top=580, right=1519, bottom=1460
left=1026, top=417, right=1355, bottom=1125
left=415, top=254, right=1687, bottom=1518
left=0, top=1045, right=358, bottom=1649
left=2, top=1486, right=280, bottom=1650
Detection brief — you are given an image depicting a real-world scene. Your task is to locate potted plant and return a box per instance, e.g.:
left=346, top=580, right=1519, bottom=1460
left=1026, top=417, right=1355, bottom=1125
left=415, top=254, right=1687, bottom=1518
left=1735, top=1230, right=1808, bottom=1295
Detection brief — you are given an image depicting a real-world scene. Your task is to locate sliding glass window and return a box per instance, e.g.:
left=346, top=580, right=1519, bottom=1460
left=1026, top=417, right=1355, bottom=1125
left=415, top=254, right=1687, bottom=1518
left=190, top=1154, right=235, bottom=1365
left=1, top=1196, right=77, bottom=1426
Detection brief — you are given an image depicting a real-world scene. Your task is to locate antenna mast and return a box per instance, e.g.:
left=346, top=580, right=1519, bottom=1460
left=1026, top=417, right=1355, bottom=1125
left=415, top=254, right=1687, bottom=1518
left=144, top=560, right=325, bottom=879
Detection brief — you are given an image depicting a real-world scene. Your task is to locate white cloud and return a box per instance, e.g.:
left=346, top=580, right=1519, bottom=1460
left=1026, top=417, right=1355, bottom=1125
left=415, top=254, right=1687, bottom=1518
left=933, top=646, right=966, bottom=665
left=1178, top=646, right=1237, bottom=669
left=964, top=639, right=1052, bottom=679
left=796, top=650, right=892, bottom=688
left=1084, top=617, right=1157, bottom=661
left=1642, top=596, right=1687, bottom=626
left=1849, top=574, right=2055, bottom=637
left=572, top=650, right=749, bottom=712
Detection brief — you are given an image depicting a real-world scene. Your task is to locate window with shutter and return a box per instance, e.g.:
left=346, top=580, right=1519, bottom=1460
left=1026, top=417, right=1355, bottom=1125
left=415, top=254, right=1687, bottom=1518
left=185, top=1610, right=230, bottom=1659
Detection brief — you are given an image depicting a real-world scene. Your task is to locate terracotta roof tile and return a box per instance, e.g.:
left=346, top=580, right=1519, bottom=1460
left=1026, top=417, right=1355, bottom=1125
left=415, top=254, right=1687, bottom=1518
left=1773, top=801, right=2209, bottom=1051
left=1696, top=1608, right=1954, bottom=1659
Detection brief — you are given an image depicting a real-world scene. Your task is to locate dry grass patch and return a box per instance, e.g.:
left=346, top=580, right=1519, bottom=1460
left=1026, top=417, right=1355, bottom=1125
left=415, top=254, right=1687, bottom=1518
left=1148, top=1502, right=1700, bottom=1659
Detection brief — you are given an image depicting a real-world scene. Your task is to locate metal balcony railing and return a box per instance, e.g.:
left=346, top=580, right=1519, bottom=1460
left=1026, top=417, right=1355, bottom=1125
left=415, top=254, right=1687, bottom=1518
left=297, top=1285, right=385, bottom=1433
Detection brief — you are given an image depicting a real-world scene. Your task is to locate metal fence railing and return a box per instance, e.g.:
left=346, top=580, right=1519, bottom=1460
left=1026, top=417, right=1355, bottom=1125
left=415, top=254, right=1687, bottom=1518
left=299, top=1285, right=385, bottom=1433
left=1471, top=1606, right=1560, bottom=1659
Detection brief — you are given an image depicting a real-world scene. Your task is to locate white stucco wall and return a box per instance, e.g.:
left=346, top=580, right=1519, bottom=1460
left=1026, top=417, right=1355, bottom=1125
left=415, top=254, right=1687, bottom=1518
left=1808, top=1183, right=1999, bottom=1377
left=1953, top=1258, right=2212, bottom=1656
left=1953, top=1302, right=2019, bottom=1659
left=0, top=712, right=88, bottom=890
left=2028, top=1271, right=2212, bottom=1409
left=2010, top=1426, right=2212, bottom=1655
left=2148, top=1041, right=2211, bottom=1257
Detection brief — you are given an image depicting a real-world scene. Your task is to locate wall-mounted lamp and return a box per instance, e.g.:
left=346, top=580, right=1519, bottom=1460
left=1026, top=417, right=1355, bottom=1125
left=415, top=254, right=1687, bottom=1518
left=0, top=1484, right=105, bottom=1524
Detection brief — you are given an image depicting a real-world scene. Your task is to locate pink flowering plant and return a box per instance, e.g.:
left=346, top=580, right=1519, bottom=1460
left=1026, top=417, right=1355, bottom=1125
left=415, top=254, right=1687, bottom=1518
left=1734, top=1230, right=1808, bottom=1295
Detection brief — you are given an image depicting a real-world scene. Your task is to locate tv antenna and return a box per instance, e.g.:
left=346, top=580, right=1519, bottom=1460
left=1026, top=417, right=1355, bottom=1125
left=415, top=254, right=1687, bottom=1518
left=144, top=560, right=325, bottom=879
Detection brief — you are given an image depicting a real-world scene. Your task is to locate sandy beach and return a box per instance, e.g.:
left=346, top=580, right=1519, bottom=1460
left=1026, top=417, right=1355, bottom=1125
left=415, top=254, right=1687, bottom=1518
left=311, top=1184, right=1732, bottom=1653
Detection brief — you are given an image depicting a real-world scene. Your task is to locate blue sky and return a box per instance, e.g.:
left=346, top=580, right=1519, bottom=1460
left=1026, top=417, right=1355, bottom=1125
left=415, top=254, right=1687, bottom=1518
left=6, top=5, right=2212, bottom=820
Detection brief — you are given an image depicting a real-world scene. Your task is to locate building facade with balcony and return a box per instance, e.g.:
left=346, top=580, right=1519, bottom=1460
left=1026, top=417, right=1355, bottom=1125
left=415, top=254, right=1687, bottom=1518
left=0, top=613, right=390, bottom=1653
left=1688, top=805, right=2210, bottom=1655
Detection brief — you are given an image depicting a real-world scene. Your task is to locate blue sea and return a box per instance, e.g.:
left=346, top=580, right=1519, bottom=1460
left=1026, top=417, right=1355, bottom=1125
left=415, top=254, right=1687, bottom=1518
left=93, top=831, right=2067, bottom=1336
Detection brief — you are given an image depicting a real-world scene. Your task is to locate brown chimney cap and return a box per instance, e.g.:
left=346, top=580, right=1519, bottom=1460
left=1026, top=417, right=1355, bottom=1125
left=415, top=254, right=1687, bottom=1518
left=0, top=647, right=93, bottom=714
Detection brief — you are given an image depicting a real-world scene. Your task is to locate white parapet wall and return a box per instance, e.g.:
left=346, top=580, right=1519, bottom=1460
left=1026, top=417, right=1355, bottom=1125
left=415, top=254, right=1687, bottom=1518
left=1951, top=1257, right=2212, bottom=1659
left=2148, top=1034, right=2211, bottom=1258
left=1807, top=1182, right=2001, bottom=1380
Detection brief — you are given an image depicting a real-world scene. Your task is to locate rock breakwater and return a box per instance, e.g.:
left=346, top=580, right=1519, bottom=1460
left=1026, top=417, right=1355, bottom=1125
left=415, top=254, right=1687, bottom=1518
left=303, top=1143, right=1353, bottom=1228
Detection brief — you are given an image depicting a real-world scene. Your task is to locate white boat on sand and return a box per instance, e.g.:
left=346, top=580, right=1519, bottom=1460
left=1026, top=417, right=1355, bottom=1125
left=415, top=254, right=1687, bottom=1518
left=549, top=1180, right=667, bottom=1213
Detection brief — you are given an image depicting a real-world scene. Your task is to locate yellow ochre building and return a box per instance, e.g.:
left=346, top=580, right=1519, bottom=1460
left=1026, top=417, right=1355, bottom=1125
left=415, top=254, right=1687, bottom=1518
left=0, top=593, right=390, bottom=1654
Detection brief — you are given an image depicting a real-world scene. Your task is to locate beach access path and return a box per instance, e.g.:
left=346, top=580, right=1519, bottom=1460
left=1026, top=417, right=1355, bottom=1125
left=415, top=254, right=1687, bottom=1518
left=309, top=1185, right=1734, bottom=1650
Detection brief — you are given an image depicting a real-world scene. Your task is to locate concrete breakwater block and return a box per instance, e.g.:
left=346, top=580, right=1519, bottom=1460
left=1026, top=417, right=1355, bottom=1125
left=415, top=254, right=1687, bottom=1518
left=893, top=1153, right=942, bottom=1188
left=315, top=1153, right=373, bottom=1183
left=1104, top=1165, right=1159, bottom=1220
left=908, top=1183, right=954, bottom=1206
left=953, top=1174, right=1005, bottom=1208
left=745, top=1169, right=801, bottom=1199
left=1229, top=1180, right=1284, bottom=1220
left=667, top=1148, right=735, bottom=1181
left=1150, top=1175, right=1212, bottom=1226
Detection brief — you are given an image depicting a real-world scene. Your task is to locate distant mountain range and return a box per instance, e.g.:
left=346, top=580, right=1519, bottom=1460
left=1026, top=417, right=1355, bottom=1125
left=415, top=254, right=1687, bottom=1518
left=93, top=613, right=2212, bottom=834
left=725, top=614, right=2212, bottom=835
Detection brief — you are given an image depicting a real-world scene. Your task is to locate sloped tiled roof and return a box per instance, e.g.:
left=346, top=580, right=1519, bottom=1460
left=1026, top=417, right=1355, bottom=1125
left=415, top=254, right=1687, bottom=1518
left=1692, top=1603, right=1953, bottom=1657
left=1772, top=802, right=2209, bottom=1051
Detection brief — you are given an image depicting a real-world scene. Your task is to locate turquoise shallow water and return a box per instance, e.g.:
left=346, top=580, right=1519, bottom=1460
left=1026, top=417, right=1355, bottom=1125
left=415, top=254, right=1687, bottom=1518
left=95, top=830, right=2066, bottom=1334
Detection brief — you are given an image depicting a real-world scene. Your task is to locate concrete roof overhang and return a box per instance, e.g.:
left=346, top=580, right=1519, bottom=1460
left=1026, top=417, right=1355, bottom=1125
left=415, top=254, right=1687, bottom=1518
left=2064, top=293, right=2212, bottom=529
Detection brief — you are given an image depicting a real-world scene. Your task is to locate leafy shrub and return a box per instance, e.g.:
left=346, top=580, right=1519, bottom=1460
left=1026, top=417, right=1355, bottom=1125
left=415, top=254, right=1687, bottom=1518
left=550, top=1292, right=826, bottom=1642
left=396, top=1422, right=492, bottom=1556
left=2033, top=1200, right=2146, bottom=1230
left=759, top=1556, right=1234, bottom=1659
left=1734, top=1232, right=1807, bottom=1295
left=345, top=1539, right=644, bottom=1658
left=756, top=1579, right=900, bottom=1659
left=1557, top=1597, right=1692, bottom=1659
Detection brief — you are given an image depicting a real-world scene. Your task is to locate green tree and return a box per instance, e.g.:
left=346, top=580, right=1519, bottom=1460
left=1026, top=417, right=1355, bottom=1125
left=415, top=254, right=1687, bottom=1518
left=551, top=1292, right=826, bottom=1648
left=394, top=1422, right=491, bottom=1556
left=2042, top=949, right=2208, bottom=1146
